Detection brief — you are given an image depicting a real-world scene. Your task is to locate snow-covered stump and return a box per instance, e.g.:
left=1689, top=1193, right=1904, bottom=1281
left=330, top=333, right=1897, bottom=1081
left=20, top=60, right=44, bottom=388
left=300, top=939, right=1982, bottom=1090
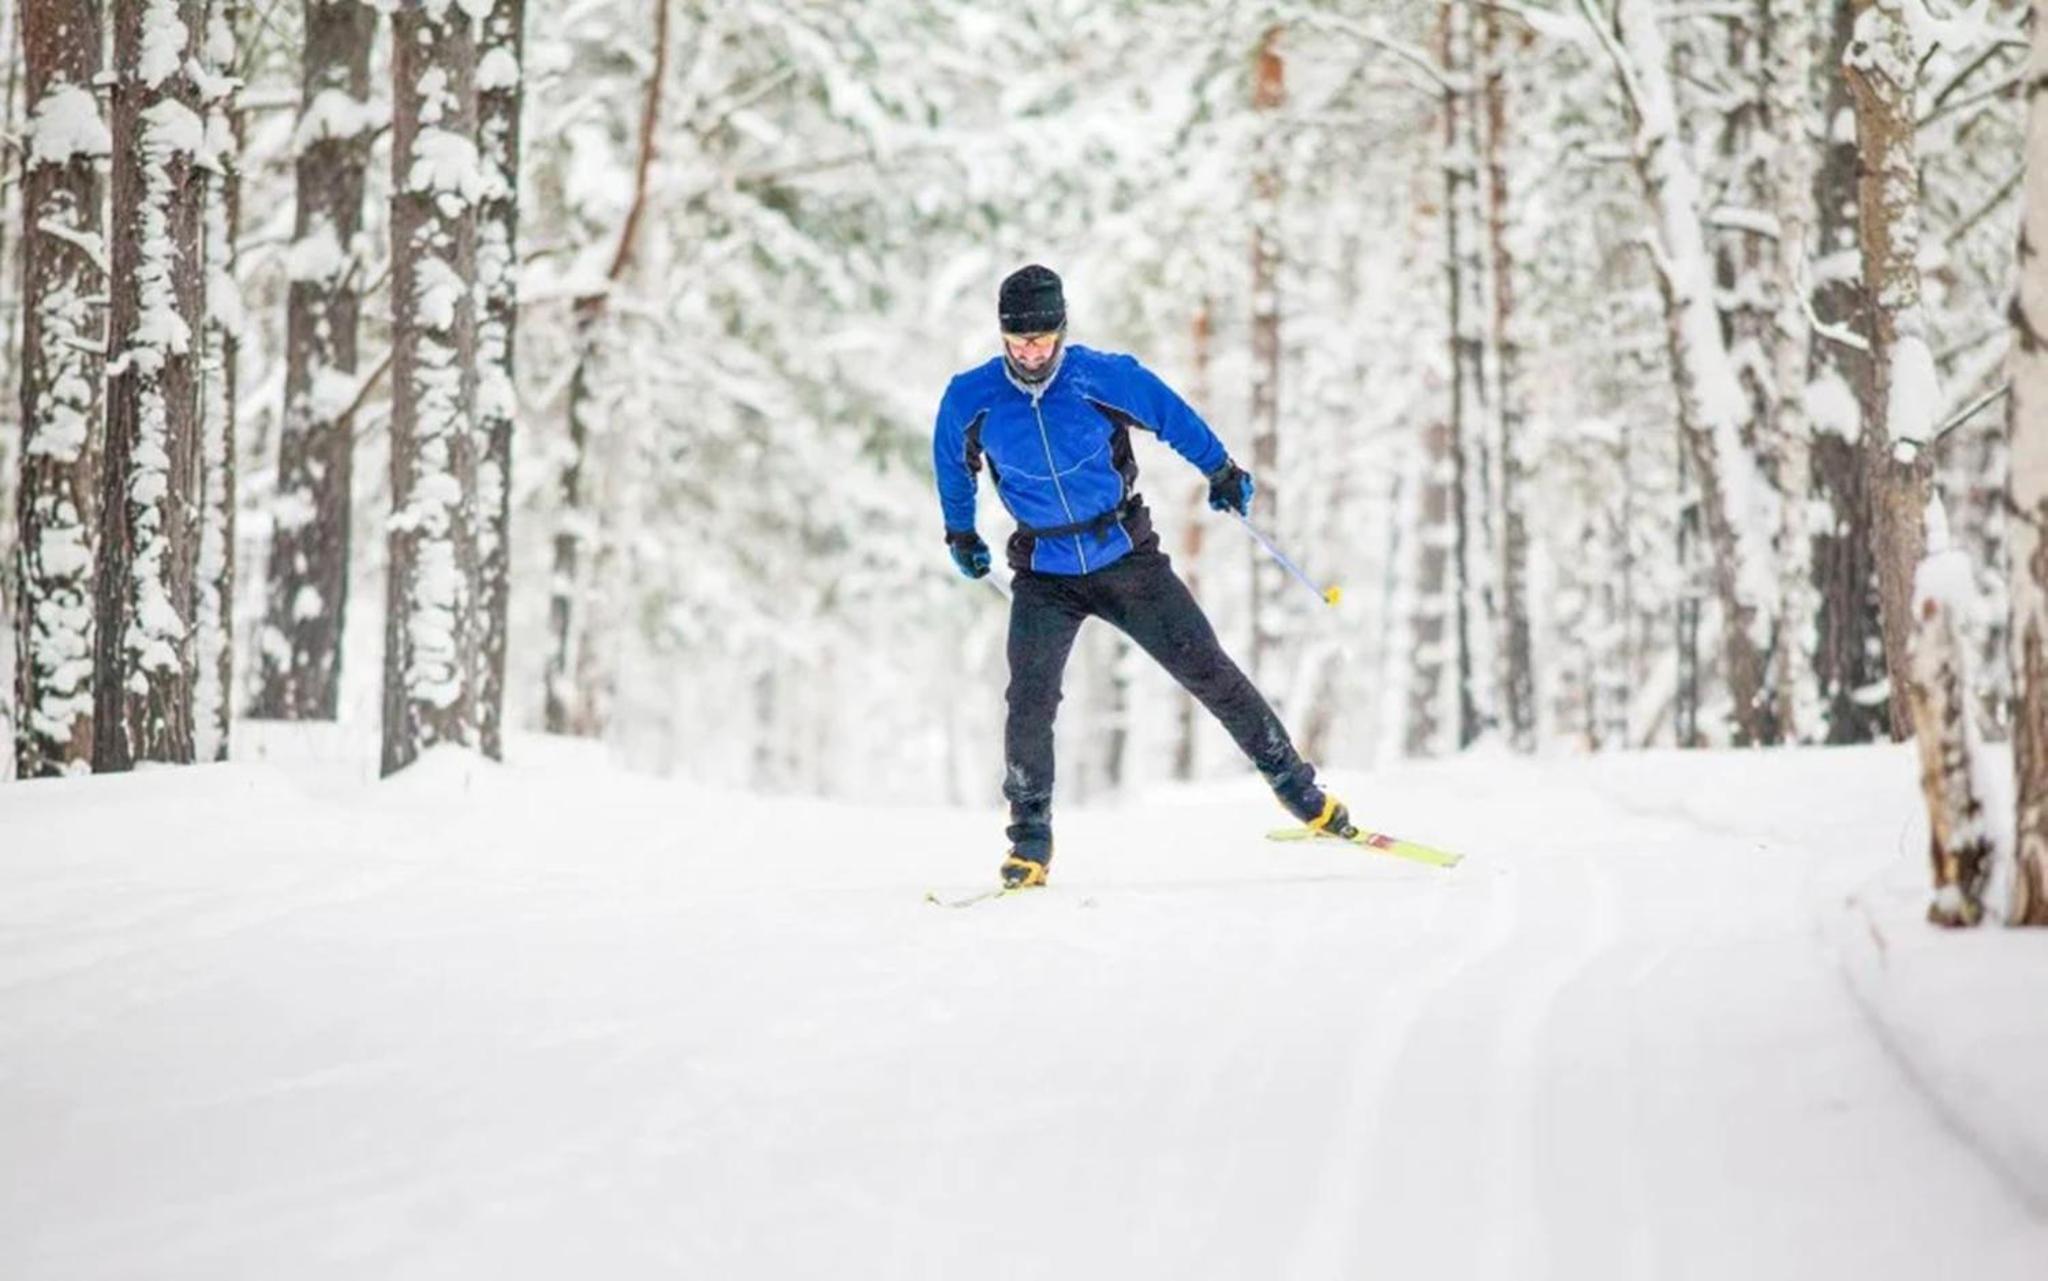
left=2009, top=0, right=2048, bottom=927
left=474, top=0, right=524, bottom=761
left=254, top=0, right=378, bottom=722
left=381, top=0, right=484, bottom=777
left=1905, top=503, right=1997, bottom=927
left=193, top=0, right=241, bottom=764
left=14, top=0, right=108, bottom=778
left=1844, top=0, right=1937, bottom=743
left=93, top=0, right=207, bottom=770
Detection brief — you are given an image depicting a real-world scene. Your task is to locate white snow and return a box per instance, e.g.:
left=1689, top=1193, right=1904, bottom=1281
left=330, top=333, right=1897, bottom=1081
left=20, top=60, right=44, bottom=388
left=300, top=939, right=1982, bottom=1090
left=477, top=47, right=521, bottom=94
left=137, top=0, right=191, bottom=90
left=1807, top=365, right=1862, bottom=439
left=26, top=84, right=111, bottom=167
left=406, top=127, right=484, bottom=205
left=2, top=734, right=2044, bottom=1278
left=292, top=89, right=384, bottom=154
left=1889, top=333, right=1944, bottom=446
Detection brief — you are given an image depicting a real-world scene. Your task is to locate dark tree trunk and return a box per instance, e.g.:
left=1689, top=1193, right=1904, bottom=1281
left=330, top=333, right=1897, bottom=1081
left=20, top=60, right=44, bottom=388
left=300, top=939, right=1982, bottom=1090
left=94, top=0, right=206, bottom=771
left=1812, top=0, right=1890, bottom=744
left=546, top=0, right=668, bottom=738
left=381, top=0, right=480, bottom=776
left=14, top=0, right=105, bottom=777
left=254, top=0, right=375, bottom=722
left=1482, top=2, right=1534, bottom=751
left=475, top=0, right=525, bottom=759
left=1845, top=0, right=1934, bottom=744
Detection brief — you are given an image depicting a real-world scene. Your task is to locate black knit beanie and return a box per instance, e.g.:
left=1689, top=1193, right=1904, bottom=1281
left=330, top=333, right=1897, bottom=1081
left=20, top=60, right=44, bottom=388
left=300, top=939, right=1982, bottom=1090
left=998, top=264, right=1066, bottom=334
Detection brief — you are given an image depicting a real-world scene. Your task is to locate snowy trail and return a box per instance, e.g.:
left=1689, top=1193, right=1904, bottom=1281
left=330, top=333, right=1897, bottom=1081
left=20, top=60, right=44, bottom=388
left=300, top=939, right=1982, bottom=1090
left=3, top=746, right=2046, bottom=1279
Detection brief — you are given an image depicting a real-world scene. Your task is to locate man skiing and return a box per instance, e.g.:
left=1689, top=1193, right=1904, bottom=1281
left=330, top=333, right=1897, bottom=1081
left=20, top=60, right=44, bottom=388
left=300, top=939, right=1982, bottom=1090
left=932, top=264, right=1359, bottom=889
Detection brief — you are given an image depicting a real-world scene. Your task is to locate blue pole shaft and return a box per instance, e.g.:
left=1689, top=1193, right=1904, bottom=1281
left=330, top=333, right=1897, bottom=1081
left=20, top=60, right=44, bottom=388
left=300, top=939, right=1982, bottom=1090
left=1234, top=513, right=1337, bottom=606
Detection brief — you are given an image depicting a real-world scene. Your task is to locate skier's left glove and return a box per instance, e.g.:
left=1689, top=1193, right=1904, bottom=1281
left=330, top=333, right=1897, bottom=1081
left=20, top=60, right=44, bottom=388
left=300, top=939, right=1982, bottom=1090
left=946, top=529, right=991, bottom=579
left=1206, top=460, right=1255, bottom=516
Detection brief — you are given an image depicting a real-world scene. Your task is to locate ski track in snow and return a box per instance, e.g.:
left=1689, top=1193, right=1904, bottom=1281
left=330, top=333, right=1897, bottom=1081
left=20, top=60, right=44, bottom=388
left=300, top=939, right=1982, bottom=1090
left=2, top=745, right=2045, bottom=1279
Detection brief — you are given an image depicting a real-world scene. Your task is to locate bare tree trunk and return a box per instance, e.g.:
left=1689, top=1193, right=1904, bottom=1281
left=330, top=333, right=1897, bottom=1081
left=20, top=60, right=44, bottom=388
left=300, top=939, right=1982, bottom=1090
left=1608, top=0, right=1777, bottom=746
left=475, top=0, right=523, bottom=759
left=14, top=0, right=105, bottom=777
left=381, top=0, right=480, bottom=776
left=1765, top=0, right=1824, bottom=743
left=254, top=0, right=375, bottom=721
left=545, top=301, right=601, bottom=736
left=1173, top=301, right=1212, bottom=781
left=193, top=0, right=240, bottom=763
left=94, top=0, right=206, bottom=771
left=1248, top=25, right=1285, bottom=684
left=2007, top=0, right=2048, bottom=925
left=1482, top=2, right=1533, bottom=752
left=1845, top=0, right=1936, bottom=743
left=546, top=0, right=668, bottom=738
left=1408, top=420, right=1456, bottom=756
left=1814, top=0, right=1891, bottom=744
left=1443, top=1, right=1490, bottom=748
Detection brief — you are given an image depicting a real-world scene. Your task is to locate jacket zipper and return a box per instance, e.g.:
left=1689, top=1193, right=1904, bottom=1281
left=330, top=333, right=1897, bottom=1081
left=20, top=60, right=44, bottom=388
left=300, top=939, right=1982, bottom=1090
left=1030, top=389, right=1088, bottom=572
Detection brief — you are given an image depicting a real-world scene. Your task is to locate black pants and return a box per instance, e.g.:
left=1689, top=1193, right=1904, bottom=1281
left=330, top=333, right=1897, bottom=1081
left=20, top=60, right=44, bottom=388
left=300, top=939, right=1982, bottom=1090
left=1002, top=547, right=1320, bottom=858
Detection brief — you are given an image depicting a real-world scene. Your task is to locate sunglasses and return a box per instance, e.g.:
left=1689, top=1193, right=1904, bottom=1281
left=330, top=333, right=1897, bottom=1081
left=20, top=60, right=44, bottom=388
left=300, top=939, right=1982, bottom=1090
left=1002, top=331, right=1062, bottom=349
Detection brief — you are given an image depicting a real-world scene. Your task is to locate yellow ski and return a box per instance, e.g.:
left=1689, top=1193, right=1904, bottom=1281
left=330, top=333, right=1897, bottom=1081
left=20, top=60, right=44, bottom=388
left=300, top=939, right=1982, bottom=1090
left=1266, top=825, right=1463, bottom=868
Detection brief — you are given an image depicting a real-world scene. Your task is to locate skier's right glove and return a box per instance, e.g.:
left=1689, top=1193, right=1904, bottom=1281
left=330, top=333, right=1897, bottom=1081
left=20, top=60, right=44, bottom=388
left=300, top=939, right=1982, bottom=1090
left=1206, top=460, right=1255, bottom=516
left=946, top=529, right=991, bottom=579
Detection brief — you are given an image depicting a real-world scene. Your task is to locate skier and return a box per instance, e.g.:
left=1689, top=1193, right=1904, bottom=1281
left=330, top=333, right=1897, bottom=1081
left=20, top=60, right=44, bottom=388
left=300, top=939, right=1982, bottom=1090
left=932, top=264, right=1359, bottom=889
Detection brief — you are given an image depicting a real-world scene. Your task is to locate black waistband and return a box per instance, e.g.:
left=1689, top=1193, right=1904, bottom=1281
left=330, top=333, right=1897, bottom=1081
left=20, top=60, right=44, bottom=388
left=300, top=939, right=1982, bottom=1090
left=1017, top=496, right=1138, bottom=541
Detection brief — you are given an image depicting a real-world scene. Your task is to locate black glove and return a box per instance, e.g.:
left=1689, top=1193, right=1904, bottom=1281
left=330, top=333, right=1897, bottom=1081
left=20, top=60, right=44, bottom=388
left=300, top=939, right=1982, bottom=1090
left=1206, top=461, right=1256, bottom=516
left=945, top=529, right=991, bottom=579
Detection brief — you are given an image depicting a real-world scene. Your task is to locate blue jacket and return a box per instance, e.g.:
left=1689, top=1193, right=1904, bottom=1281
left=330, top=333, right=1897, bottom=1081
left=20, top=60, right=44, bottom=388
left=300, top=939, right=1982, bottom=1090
left=932, top=345, right=1229, bottom=576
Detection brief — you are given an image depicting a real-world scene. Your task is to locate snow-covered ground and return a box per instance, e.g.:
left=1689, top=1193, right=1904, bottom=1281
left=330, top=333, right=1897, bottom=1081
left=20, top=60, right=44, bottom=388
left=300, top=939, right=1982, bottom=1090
left=3, top=735, right=2046, bottom=1279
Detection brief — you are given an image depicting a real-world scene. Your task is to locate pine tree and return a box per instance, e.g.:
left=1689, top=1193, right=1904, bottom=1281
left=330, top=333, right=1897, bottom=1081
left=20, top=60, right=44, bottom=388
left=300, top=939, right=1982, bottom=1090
left=1482, top=2, right=1535, bottom=753
left=381, top=0, right=482, bottom=776
left=94, top=0, right=207, bottom=771
left=475, top=0, right=523, bottom=760
left=545, top=0, right=667, bottom=739
left=193, top=0, right=241, bottom=763
left=1844, top=0, right=1937, bottom=744
left=254, top=0, right=377, bottom=722
left=15, top=0, right=107, bottom=777
left=1598, top=0, right=1778, bottom=746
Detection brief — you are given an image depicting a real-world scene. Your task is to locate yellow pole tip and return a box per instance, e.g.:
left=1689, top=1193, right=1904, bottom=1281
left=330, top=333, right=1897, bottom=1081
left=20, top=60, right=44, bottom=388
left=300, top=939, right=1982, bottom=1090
left=1324, top=586, right=1343, bottom=606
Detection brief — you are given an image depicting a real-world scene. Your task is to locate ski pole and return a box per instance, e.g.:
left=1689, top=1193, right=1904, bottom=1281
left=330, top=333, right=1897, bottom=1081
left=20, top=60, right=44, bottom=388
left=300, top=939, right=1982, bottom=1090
left=1233, top=513, right=1341, bottom=607
left=982, top=574, right=1012, bottom=602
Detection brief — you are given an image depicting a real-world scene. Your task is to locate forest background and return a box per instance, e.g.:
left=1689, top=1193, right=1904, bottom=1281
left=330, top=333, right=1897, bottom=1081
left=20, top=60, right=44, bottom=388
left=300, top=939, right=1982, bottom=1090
left=2, top=0, right=2044, bottom=921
